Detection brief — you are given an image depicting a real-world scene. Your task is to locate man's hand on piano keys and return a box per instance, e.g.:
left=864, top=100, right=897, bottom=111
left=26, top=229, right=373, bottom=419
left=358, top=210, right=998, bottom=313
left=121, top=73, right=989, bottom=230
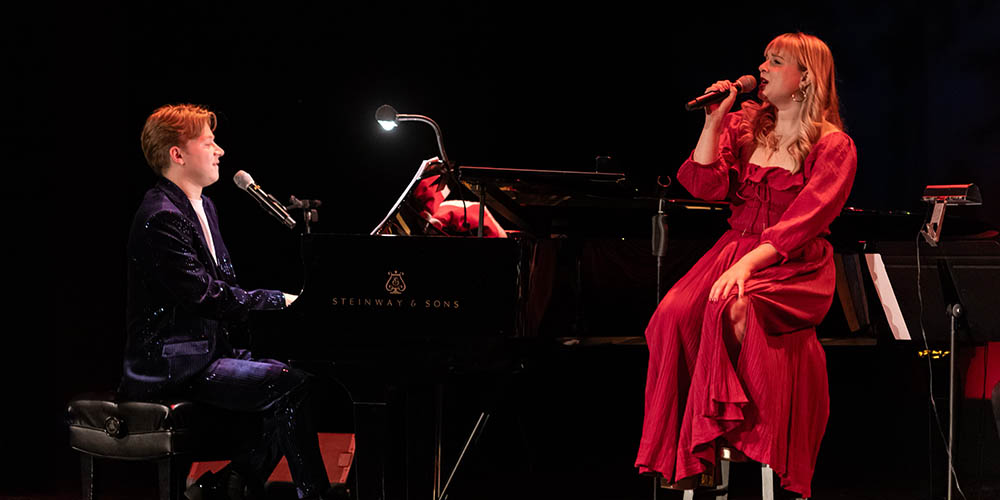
left=283, top=293, right=298, bottom=307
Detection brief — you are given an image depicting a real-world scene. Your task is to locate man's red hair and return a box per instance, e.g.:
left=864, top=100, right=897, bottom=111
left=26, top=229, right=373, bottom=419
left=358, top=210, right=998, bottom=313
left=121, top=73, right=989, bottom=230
left=140, top=104, right=217, bottom=175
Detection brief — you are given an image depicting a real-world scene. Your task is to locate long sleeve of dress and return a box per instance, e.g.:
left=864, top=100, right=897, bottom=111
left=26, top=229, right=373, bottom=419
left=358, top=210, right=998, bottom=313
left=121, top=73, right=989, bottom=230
left=759, top=133, right=857, bottom=262
left=676, top=112, right=744, bottom=201
left=143, top=210, right=286, bottom=320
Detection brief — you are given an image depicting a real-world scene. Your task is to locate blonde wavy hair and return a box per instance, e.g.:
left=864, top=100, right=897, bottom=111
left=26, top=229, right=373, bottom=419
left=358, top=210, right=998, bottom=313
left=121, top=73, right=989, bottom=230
left=738, top=33, right=842, bottom=172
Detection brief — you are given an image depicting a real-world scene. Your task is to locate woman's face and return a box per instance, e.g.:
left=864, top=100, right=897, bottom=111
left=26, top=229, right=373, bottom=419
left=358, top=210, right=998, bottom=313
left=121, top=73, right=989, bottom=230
left=757, top=49, right=805, bottom=106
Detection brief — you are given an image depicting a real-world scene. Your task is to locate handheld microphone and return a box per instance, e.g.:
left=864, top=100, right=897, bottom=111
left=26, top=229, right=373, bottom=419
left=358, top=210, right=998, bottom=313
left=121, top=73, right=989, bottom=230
left=685, top=75, right=757, bottom=111
left=233, top=170, right=297, bottom=229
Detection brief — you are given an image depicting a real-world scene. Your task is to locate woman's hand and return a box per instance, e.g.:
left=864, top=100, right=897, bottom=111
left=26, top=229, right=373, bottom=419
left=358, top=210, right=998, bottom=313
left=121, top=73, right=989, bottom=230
left=703, top=80, right=739, bottom=126
left=707, top=244, right=780, bottom=302
left=691, top=80, right=740, bottom=164
left=709, top=260, right=753, bottom=302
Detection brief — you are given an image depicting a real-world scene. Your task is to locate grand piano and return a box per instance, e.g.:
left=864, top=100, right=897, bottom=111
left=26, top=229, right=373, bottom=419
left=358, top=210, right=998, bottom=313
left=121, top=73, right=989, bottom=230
left=251, top=165, right=999, bottom=500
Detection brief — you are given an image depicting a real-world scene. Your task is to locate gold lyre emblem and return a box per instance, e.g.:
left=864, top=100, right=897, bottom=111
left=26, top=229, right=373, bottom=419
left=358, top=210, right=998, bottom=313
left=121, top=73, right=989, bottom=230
left=385, top=270, right=406, bottom=295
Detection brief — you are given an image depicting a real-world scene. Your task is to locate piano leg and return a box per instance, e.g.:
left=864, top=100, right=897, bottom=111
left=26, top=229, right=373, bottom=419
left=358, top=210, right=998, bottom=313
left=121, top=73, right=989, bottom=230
left=352, top=400, right=388, bottom=500
left=434, top=384, right=443, bottom=500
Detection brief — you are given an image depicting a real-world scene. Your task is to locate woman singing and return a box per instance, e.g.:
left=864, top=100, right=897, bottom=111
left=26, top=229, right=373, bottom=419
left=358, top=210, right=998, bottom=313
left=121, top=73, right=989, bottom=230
left=635, top=33, right=857, bottom=498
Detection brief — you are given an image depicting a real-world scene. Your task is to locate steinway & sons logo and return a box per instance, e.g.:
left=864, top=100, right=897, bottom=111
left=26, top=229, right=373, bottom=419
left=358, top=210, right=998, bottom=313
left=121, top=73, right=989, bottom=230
left=330, top=269, right=461, bottom=310
left=385, top=270, right=406, bottom=295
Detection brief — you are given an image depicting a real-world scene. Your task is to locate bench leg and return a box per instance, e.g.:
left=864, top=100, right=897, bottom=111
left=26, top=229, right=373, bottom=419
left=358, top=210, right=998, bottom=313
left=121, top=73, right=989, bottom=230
left=158, top=458, right=190, bottom=500
left=716, top=459, right=729, bottom=500
left=80, top=454, right=95, bottom=500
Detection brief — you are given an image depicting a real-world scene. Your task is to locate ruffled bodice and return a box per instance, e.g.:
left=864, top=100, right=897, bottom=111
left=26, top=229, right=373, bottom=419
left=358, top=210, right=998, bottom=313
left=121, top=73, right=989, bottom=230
left=676, top=111, right=856, bottom=262
left=729, top=163, right=804, bottom=236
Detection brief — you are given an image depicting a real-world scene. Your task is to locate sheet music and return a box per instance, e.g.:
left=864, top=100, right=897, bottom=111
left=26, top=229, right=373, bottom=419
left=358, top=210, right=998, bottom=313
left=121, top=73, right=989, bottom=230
left=371, top=163, right=428, bottom=235
left=864, top=253, right=911, bottom=341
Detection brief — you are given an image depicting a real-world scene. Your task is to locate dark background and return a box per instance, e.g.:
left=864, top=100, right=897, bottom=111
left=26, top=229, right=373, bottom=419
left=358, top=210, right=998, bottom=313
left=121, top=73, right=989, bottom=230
left=4, top=1, right=1000, bottom=498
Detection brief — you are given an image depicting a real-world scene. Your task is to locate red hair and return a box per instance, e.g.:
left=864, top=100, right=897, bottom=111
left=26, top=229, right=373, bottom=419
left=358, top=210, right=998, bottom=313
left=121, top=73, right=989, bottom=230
left=140, top=104, right=217, bottom=175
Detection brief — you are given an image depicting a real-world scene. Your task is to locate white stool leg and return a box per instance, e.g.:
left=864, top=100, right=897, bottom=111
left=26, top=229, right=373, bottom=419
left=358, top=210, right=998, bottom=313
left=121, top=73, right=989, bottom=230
left=682, top=490, right=694, bottom=500
left=716, top=458, right=730, bottom=500
left=761, top=464, right=774, bottom=500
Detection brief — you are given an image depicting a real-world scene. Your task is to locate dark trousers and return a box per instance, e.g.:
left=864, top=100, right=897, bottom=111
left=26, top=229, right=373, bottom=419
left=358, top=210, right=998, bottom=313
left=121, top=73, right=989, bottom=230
left=186, top=350, right=330, bottom=498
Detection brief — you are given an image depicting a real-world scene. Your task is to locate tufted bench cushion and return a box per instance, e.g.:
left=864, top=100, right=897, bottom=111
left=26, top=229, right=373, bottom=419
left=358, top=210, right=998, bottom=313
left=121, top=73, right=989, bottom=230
left=67, top=393, right=252, bottom=461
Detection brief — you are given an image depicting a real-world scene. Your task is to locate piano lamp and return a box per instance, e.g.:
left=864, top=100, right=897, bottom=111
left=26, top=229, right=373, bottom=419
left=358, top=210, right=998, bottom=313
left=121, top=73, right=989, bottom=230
left=920, top=183, right=982, bottom=246
left=371, top=104, right=463, bottom=236
left=375, top=104, right=451, bottom=167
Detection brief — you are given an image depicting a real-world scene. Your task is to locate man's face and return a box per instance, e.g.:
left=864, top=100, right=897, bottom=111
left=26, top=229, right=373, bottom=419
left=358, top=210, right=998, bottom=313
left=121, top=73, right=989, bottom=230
left=176, top=124, right=224, bottom=188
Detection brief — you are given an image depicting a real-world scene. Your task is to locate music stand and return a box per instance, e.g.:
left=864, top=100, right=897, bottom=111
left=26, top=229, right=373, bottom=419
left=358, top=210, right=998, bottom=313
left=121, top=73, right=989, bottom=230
left=864, top=183, right=997, bottom=500
left=370, top=161, right=449, bottom=236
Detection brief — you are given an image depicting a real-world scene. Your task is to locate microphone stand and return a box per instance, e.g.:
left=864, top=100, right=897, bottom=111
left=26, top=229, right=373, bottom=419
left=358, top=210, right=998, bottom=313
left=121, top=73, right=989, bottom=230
left=935, top=257, right=966, bottom=500
left=286, top=196, right=321, bottom=234
left=652, top=177, right=671, bottom=302
left=946, top=302, right=962, bottom=500
left=650, top=189, right=669, bottom=500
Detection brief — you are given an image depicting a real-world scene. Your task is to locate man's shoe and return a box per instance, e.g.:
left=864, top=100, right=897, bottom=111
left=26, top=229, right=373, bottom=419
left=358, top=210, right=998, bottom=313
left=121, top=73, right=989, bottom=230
left=299, top=483, right=352, bottom=500
left=185, top=470, right=223, bottom=500
left=323, top=483, right=351, bottom=500
left=185, top=468, right=262, bottom=500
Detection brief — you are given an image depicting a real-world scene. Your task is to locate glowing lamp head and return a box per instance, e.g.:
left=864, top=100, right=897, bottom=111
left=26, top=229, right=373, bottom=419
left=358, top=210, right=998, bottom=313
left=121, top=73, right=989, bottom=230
left=376, top=104, right=399, bottom=131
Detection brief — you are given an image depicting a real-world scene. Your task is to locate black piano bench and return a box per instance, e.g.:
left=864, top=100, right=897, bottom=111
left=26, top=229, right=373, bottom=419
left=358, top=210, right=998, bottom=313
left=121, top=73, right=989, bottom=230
left=66, top=393, right=247, bottom=500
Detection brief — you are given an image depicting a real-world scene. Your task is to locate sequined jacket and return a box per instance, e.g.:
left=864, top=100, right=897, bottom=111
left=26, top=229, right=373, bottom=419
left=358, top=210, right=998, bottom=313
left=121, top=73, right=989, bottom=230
left=120, top=177, right=285, bottom=398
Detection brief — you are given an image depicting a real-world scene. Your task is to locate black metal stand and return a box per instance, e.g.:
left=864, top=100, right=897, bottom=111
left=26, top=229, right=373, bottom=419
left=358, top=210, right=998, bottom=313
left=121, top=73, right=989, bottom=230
left=349, top=381, right=491, bottom=500
left=652, top=176, right=671, bottom=304
left=436, top=413, right=489, bottom=500
left=651, top=189, right=669, bottom=499
left=871, top=238, right=1000, bottom=499
left=652, top=196, right=668, bottom=302
left=946, top=302, right=963, bottom=500
left=431, top=383, right=492, bottom=500
left=287, top=195, right=321, bottom=234
left=477, top=183, right=486, bottom=238
left=930, top=254, right=968, bottom=500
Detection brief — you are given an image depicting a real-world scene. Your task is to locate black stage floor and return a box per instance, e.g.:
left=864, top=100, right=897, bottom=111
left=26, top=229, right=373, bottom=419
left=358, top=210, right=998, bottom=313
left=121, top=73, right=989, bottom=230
left=8, top=343, right=1000, bottom=500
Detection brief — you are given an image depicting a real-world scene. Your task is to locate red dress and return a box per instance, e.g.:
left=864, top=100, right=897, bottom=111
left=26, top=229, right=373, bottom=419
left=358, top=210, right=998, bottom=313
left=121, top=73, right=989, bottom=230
left=635, top=111, right=857, bottom=497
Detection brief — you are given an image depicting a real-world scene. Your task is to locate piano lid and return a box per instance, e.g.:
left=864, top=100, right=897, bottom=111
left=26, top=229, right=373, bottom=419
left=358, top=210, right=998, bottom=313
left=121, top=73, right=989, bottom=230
left=455, top=165, right=733, bottom=238
left=457, top=165, right=630, bottom=208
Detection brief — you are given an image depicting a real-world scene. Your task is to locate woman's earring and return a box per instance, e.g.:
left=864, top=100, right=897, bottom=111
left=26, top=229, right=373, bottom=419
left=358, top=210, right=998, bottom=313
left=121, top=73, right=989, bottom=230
left=791, top=86, right=807, bottom=103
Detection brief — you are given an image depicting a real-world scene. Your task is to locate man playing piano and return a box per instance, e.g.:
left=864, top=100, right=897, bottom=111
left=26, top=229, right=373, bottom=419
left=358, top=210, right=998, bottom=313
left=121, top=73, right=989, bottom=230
left=120, top=103, right=340, bottom=499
